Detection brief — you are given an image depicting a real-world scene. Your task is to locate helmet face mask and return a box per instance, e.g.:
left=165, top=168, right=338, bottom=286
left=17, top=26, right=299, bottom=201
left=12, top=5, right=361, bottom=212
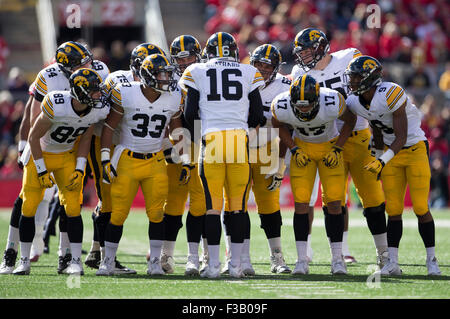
left=170, top=35, right=201, bottom=75
left=344, top=56, right=383, bottom=96
left=139, top=54, right=177, bottom=93
left=55, top=41, right=93, bottom=79
left=69, top=68, right=105, bottom=113
left=293, top=28, right=329, bottom=72
left=250, top=44, right=282, bottom=86
left=205, top=32, right=239, bottom=62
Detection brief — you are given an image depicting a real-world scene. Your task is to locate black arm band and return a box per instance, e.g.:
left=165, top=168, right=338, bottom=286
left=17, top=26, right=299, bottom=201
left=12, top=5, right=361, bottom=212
left=247, top=88, right=265, bottom=128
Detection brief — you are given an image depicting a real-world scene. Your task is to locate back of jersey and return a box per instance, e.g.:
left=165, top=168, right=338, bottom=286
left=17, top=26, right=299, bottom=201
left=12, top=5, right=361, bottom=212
left=181, top=57, right=264, bottom=136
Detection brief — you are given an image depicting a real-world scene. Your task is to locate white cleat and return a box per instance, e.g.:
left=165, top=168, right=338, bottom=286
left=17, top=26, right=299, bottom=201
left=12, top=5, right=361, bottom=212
left=113, top=259, right=137, bottom=275
left=147, top=257, right=165, bottom=276
left=199, top=253, right=209, bottom=275
left=380, top=260, right=402, bottom=276
left=270, top=252, right=291, bottom=274
left=377, top=251, right=389, bottom=269
left=241, top=257, right=255, bottom=276
left=30, top=238, right=45, bottom=263
left=185, top=255, right=200, bottom=276
left=96, top=257, right=115, bottom=276
left=160, top=254, right=175, bottom=274
left=426, top=257, right=441, bottom=276
left=292, top=260, right=309, bottom=275
left=331, top=259, right=347, bottom=275
left=65, top=258, right=84, bottom=275
left=221, top=253, right=231, bottom=274
left=228, top=262, right=244, bottom=278
left=307, top=246, right=314, bottom=263
left=200, top=263, right=221, bottom=279
left=13, top=257, right=31, bottom=275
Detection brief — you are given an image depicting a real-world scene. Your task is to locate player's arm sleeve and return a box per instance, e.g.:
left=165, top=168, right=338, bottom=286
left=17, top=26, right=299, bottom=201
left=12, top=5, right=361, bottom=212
left=40, top=95, right=55, bottom=120
left=34, top=71, right=47, bottom=102
left=352, top=48, right=362, bottom=58
left=247, top=88, right=265, bottom=128
left=184, top=86, right=200, bottom=129
left=179, top=69, right=198, bottom=91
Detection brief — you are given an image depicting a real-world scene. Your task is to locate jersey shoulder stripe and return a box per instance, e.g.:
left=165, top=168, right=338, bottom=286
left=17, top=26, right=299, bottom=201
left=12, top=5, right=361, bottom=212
left=386, top=84, right=404, bottom=110
left=35, top=72, right=48, bottom=95
left=41, top=95, right=55, bottom=120
left=337, top=92, right=346, bottom=117
left=353, top=48, right=362, bottom=58
left=110, top=86, right=122, bottom=106
left=252, top=71, right=264, bottom=84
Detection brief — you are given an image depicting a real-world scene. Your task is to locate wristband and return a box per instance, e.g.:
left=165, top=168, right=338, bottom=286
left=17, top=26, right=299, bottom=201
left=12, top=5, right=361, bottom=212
left=180, top=153, right=190, bottom=165
left=290, top=146, right=299, bottom=155
left=76, top=157, right=87, bottom=171
left=379, top=148, right=395, bottom=165
left=18, top=140, right=27, bottom=153
left=101, top=148, right=110, bottom=162
left=34, top=158, right=47, bottom=174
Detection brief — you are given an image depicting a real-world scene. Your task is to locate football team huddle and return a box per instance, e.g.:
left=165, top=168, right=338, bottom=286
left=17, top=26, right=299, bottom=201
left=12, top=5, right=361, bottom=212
left=0, top=27, right=442, bottom=279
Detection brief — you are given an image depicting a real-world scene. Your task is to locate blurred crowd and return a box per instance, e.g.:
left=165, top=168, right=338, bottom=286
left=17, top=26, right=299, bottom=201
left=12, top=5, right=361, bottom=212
left=0, top=0, right=449, bottom=207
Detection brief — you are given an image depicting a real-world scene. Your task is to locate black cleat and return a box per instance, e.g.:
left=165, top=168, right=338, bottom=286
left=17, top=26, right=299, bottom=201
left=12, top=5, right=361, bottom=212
left=84, top=250, right=101, bottom=269
left=0, top=249, right=18, bottom=274
left=57, top=253, right=72, bottom=274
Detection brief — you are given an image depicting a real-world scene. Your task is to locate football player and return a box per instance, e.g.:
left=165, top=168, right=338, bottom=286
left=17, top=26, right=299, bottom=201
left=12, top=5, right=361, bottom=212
left=12, top=68, right=110, bottom=275
left=84, top=43, right=166, bottom=274
left=0, top=41, right=110, bottom=275
left=345, top=56, right=441, bottom=276
left=96, top=54, right=184, bottom=276
left=157, top=35, right=206, bottom=276
left=180, top=31, right=265, bottom=278
left=272, top=74, right=356, bottom=275
left=291, top=28, right=387, bottom=265
left=221, top=44, right=292, bottom=275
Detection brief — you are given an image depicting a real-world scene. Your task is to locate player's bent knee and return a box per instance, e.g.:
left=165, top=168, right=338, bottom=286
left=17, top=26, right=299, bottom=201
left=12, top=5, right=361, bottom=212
left=148, top=211, right=164, bottom=223
left=110, top=211, right=128, bottom=226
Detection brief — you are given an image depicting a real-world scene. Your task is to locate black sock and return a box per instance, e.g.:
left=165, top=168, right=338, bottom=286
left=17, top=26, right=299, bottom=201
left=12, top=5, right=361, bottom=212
left=19, top=215, right=35, bottom=243
left=222, top=211, right=232, bottom=236
left=149, top=220, right=165, bottom=241
left=205, top=214, right=221, bottom=245
left=10, top=196, right=22, bottom=228
left=259, top=211, right=282, bottom=239
left=387, top=219, right=403, bottom=248
left=95, top=212, right=111, bottom=247
left=58, top=205, right=68, bottom=233
left=105, top=223, right=123, bottom=244
left=293, top=213, right=309, bottom=241
left=163, top=214, right=183, bottom=241
left=67, top=215, right=83, bottom=243
left=186, top=212, right=204, bottom=243
left=243, top=211, right=250, bottom=240
left=229, top=211, right=246, bottom=244
left=418, top=220, right=435, bottom=248
left=324, top=211, right=344, bottom=242
left=92, top=211, right=99, bottom=242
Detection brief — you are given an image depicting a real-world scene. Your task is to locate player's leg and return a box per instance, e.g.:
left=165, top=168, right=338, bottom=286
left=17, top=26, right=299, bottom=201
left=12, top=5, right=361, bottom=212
left=97, top=152, right=139, bottom=276
left=42, top=193, right=60, bottom=254
left=0, top=195, right=23, bottom=274
left=307, top=170, right=320, bottom=262
left=406, top=141, right=440, bottom=275
left=161, top=162, right=188, bottom=273
left=142, top=152, right=168, bottom=276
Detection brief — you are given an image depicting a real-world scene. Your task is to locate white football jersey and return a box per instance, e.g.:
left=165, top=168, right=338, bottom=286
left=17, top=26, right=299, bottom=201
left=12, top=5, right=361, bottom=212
left=271, top=87, right=346, bottom=143
left=291, top=48, right=367, bottom=132
left=33, top=60, right=110, bottom=101
left=346, top=82, right=426, bottom=147
left=179, top=57, right=264, bottom=136
left=110, top=82, right=182, bottom=153
left=40, top=91, right=109, bottom=153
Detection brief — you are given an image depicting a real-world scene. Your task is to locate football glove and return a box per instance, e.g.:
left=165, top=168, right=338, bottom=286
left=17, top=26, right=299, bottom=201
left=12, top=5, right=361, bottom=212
left=164, top=148, right=176, bottom=164
left=368, top=136, right=383, bottom=159
left=66, top=169, right=84, bottom=191
left=323, top=145, right=343, bottom=169
left=364, top=159, right=385, bottom=180
left=102, top=160, right=117, bottom=184
left=265, top=158, right=286, bottom=191
left=38, top=170, right=56, bottom=188
left=179, top=164, right=195, bottom=185
left=291, top=146, right=310, bottom=168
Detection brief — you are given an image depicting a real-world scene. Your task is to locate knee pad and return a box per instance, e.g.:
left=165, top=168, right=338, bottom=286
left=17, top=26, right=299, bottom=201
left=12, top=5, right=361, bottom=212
left=259, top=211, right=282, bottom=239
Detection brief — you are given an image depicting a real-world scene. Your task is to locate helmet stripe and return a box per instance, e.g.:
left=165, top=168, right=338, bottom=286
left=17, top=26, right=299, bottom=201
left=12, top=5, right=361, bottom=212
left=66, top=42, right=86, bottom=59
left=180, top=35, right=185, bottom=52
left=264, top=45, right=272, bottom=60
left=162, top=55, right=170, bottom=65
left=300, top=74, right=307, bottom=100
left=218, top=32, right=223, bottom=57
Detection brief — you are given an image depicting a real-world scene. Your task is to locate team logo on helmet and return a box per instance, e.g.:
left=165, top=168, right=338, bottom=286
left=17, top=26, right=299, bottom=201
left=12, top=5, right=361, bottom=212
left=73, top=76, right=89, bottom=88
left=142, top=58, right=153, bottom=70
left=57, top=52, right=69, bottom=65
left=363, top=59, right=377, bottom=70
left=309, top=30, right=322, bottom=41
left=64, top=46, right=72, bottom=53
left=136, top=46, right=149, bottom=58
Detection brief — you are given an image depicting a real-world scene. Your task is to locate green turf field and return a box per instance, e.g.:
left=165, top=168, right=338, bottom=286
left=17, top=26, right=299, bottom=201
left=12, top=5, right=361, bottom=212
left=0, top=208, right=449, bottom=299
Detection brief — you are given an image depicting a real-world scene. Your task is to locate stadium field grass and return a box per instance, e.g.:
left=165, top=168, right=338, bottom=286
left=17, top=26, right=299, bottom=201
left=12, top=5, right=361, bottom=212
left=0, top=208, right=449, bottom=299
